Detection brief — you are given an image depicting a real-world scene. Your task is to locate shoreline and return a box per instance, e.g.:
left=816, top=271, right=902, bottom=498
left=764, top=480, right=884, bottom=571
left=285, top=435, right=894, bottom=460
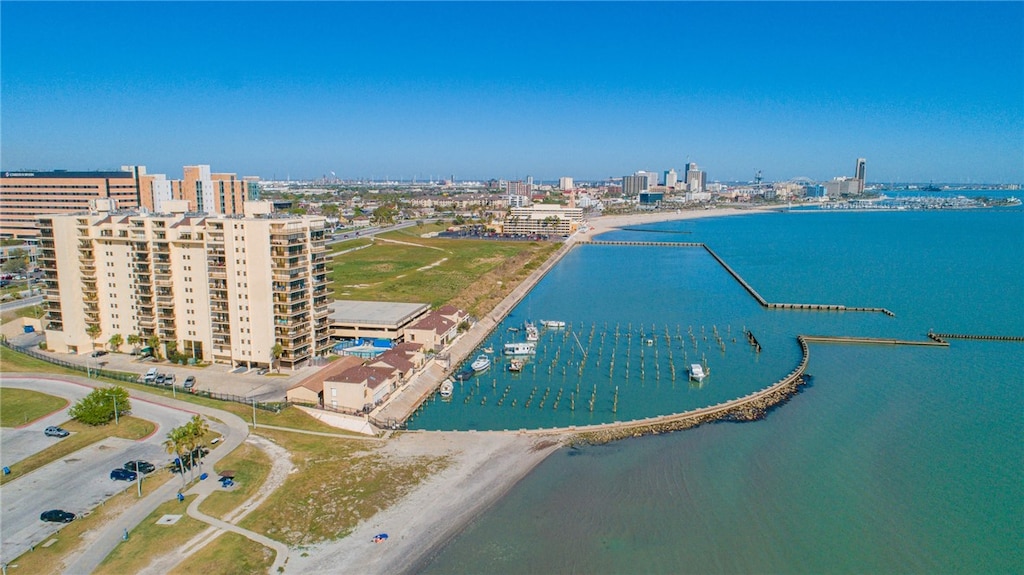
left=291, top=207, right=771, bottom=573
left=285, top=431, right=566, bottom=574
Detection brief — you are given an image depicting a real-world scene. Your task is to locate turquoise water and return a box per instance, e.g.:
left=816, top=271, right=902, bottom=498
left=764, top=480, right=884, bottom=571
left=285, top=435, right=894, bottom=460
left=419, top=205, right=1024, bottom=574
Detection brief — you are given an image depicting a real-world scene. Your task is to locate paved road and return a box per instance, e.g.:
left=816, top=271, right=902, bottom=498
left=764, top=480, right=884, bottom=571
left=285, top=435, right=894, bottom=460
left=0, top=377, right=196, bottom=563
left=0, top=293, right=42, bottom=313
left=0, top=375, right=249, bottom=573
left=55, top=376, right=250, bottom=575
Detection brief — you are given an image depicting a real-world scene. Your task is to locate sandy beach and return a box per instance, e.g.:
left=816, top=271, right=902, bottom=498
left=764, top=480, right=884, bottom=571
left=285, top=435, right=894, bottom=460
left=286, top=207, right=766, bottom=574
left=581, top=205, right=772, bottom=238
left=285, top=431, right=565, bottom=574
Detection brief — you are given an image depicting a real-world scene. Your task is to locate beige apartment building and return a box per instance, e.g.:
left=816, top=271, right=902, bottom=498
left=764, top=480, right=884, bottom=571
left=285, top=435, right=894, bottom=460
left=0, top=165, right=258, bottom=239
left=38, top=201, right=332, bottom=371
left=501, top=204, right=584, bottom=236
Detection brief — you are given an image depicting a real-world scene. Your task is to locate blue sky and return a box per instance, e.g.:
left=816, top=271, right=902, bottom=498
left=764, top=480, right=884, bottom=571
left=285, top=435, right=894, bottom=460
left=2, top=2, right=1022, bottom=183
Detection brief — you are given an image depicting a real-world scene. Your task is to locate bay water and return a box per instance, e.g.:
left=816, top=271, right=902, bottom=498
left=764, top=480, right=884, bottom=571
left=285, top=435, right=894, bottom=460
left=418, top=203, right=1023, bottom=574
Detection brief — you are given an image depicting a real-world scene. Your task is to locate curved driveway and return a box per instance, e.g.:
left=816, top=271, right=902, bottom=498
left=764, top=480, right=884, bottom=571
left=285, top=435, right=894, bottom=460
left=0, top=374, right=249, bottom=573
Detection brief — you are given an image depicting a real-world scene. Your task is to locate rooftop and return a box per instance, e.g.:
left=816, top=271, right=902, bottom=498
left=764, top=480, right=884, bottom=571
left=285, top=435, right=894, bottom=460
left=329, top=300, right=430, bottom=327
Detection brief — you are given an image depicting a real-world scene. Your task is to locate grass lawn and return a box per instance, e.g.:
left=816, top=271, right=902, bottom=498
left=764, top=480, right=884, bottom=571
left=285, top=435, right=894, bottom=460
left=170, top=532, right=275, bottom=575
left=8, top=468, right=177, bottom=574
left=0, top=387, right=69, bottom=427
left=239, top=428, right=448, bottom=546
left=198, top=441, right=272, bottom=520
left=331, top=223, right=560, bottom=316
left=0, top=345, right=350, bottom=435
left=0, top=416, right=155, bottom=486
left=93, top=495, right=208, bottom=575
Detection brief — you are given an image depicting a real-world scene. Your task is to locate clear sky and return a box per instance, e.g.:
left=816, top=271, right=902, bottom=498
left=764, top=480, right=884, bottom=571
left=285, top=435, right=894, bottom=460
left=2, top=2, right=1022, bottom=184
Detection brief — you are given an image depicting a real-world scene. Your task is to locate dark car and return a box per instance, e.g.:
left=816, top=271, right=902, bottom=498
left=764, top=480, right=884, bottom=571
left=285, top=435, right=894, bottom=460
left=90, top=350, right=108, bottom=358
left=110, top=468, right=137, bottom=481
left=183, top=376, right=196, bottom=391
left=44, top=426, right=69, bottom=438
left=40, top=509, right=75, bottom=523
left=124, top=460, right=155, bottom=474
left=154, top=373, right=166, bottom=385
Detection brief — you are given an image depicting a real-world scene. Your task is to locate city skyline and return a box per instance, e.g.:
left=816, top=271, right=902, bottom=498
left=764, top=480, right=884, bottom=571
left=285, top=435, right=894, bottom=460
left=2, top=2, right=1022, bottom=184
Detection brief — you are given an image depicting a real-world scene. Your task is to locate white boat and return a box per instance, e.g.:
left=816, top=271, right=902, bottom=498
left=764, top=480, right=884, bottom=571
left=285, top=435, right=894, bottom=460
left=439, top=379, right=454, bottom=397
left=689, top=363, right=708, bottom=382
left=482, top=346, right=494, bottom=354
left=540, top=320, right=566, bottom=329
left=471, top=354, right=491, bottom=372
left=525, top=321, right=539, bottom=341
left=504, top=342, right=537, bottom=356
left=508, top=358, right=525, bottom=372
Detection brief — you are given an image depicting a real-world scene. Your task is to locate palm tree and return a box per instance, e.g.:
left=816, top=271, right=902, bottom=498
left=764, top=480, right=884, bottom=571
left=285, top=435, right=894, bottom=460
left=108, top=333, right=123, bottom=353
left=187, top=415, right=211, bottom=474
left=163, top=426, right=189, bottom=487
left=271, top=342, right=283, bottom=373
left=127, top=333, right=141, bottom=354
left=86, top=324, right=102, bottom=352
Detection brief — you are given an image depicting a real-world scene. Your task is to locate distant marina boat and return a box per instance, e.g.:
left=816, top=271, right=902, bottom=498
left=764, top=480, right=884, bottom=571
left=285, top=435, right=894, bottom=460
left=454, top=368, right=475, bottom=382
left=504, top=342, right=537, bottom=356
left=525, top=321, right=540, bottom=341
left=507, top=327, right=520, bottom=332
left=471, top=354, right=491, bottom=372
left=508, top=358, right=525, bottom=372
left=482, top=346, right=494, bottom=354
left=540, top=320, right=566, bottom=329
left=689, top=363, right=708, bottom=382
left=439, top=379, right=454, bottom=398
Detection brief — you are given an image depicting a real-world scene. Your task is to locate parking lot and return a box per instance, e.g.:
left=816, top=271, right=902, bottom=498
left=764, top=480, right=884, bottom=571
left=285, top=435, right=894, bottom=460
left=0, top=377, right=206, bottom=561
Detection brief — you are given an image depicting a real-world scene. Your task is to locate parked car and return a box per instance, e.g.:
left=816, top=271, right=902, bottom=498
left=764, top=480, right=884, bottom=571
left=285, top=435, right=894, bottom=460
left=183, top=376, right=196, bottom=391
left=144, top=367, right=158, bottom=382
left=124, top=460, right=155, bottom=474
left=90, top=350, right=108, bottom=358
left=256, top=367, right=269, bottom=375
left=40, top=509, right=75, bottom=523
left=154, top=373, right=166, bottom=385
left=110, top=468, right=137, bottom=481
left=44, top=426, right=69, bottom=438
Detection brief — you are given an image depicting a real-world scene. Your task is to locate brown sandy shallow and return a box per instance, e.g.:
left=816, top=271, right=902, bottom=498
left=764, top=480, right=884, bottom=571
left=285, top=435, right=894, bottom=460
left=288, top=207, right=770, bottom=574
left=285, top=431, right=565, bottom=575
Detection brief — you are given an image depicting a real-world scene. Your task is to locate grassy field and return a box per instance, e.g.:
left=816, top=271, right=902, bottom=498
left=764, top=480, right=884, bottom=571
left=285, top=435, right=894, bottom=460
left=239, top=427, right=448, bottom=546
left=330, top=223, right=560, bottom=316
left=9, top=468, right=177, bottom=574
left=93, top=494, right=208, bottom=575
left=0, top=416, right=156, bottom=486
left=171, top=532, right=275, bottom=575
left=0, top=387, right=68, bottom=427
left=198, top=441, right=272, bottom=520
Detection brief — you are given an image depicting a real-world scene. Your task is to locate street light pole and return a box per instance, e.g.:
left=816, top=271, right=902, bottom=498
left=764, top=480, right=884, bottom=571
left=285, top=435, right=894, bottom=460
left=252, top=395, right=257, bottom=429
left=113, top=395, right=119, bottom=425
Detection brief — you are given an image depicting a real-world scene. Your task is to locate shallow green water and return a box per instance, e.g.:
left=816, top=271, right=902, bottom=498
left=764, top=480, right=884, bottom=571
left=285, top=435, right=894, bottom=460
left=419, top=206, right=1024, bottom=574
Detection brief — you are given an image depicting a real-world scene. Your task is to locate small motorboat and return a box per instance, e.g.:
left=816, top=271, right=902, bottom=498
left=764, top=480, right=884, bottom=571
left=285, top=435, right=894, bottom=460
left=689, top=363, right=708, bottom=382
left=508, top=358, right=525, bottom=372
left=540, top=320, right=566, bottom=329
left=482, top=346, right=494, bottom=354
left=471, top=354, right=491, bottom=372
left=439, top=379, right=454, bottom=397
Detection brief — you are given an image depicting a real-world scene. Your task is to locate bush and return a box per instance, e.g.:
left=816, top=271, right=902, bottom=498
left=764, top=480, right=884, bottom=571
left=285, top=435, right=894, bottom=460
left=68, top=386, right=131, bottom=425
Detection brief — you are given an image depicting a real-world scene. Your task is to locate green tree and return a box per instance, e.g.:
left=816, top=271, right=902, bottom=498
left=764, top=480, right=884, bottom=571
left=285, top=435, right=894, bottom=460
left=1, top=248, right=29, bottom=274
left=127, top=333, right=141, bottom=353
left=271, top=342, right=284, bottom=373
left=186, top=415, right=211, bottom=474
left=146, top=335, right=161, bottom=360
left=371, top=205, right=396, bottom=225
left=86, top=324, right=102, bottom=351
left=69, top=386, right=130, bottom=426
left=163, top=426, right=190, bottom=486
left=108, top=333, right=124, bottom=352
